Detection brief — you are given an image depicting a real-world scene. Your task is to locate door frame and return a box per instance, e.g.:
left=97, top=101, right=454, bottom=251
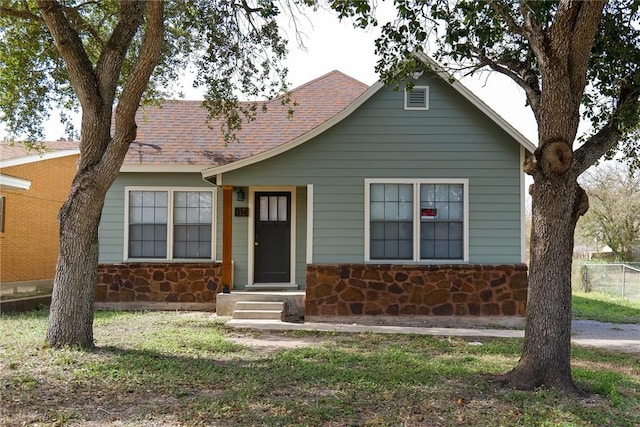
left=247, top=186, right=296, bottom=285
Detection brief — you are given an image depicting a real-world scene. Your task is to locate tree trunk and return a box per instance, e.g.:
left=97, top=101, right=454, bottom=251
left=46, top=133, right=113, bottom=349
left=500, top=172, right=584, bottom=394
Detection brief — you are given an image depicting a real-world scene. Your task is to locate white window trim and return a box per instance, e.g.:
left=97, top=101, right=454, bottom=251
left=123, top=186, right=217, bottom=262
left=364, top=178, right=469, bottom=263
left=404, top=86, right=430, bottom=110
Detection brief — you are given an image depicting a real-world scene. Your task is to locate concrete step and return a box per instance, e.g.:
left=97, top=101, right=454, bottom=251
left=232, top=309, right=283, bottom=321
left=235, top=301, right=284, bottom=311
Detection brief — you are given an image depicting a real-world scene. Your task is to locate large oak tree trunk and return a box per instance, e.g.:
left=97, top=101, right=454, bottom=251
left=46, top=174, right=107, bottom=348
left=501, top=174, right=584, bottom=394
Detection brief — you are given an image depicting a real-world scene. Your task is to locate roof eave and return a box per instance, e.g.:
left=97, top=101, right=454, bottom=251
left=0, top=174, right=31, bottom=190
left=0, top=149, right=80, bottom=168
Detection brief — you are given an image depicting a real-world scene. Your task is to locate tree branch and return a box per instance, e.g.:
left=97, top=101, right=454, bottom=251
left=35, top=0, right=99, bottom=110
left=104, top=0, right=164, bottom=174
left=0, top=5, right=43, bottom=22
left=574, top=84, right=640, bottom=175
left=94, top=1, right=144, bottom=106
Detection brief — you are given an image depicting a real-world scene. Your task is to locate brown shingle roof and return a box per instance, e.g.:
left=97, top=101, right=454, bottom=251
left=0, top=140, right=79, bottom=162
left=124, top=70, right=369, bottom=167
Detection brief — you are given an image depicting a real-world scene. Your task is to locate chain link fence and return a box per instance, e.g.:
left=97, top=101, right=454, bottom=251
left=572, top=263, right=640, bottom=301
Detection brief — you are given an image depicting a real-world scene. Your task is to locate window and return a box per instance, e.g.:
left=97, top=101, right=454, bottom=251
left=404, top=86, right=429, bottom=110
left=0, top=196, right=4, bottom=233
left=125, top=188, right=214, bottom=260
left=366, top=179, right=467, bottom=262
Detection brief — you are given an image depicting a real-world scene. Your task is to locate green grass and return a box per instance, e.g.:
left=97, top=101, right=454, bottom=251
left=572, top=292, right=640, bottom=323
left=1, top=309, right=639, bottom=426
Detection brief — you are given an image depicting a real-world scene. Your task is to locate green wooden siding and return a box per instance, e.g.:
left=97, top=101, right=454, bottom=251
left=222, top=73, right=524, bottom=265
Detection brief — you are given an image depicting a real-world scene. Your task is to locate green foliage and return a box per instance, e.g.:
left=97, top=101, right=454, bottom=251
left=0, top=0, right=293, bottom=140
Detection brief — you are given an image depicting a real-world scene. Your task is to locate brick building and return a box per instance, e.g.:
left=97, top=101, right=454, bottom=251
left=0, top=142, right=79, bottom=294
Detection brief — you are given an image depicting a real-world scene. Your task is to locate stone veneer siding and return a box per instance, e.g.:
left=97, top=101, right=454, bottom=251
left=306, top=264, right=527, bottom=317
left=96, top=263, right=223, bottom=303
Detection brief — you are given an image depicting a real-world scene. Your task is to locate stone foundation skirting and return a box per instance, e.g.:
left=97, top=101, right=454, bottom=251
left=305, top=263, right=527, bottom=317
left=96, top=263, right=223, bottom=305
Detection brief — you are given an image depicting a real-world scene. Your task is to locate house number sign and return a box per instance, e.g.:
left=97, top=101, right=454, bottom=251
left=235, top=207, right=249, bottom=217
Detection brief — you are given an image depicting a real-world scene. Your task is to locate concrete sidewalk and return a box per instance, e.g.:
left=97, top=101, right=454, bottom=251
left=225, top=317, right=640, bottom=354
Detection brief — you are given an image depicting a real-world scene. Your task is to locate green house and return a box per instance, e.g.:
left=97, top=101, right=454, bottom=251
left=97, top=57, right=535, bottom=320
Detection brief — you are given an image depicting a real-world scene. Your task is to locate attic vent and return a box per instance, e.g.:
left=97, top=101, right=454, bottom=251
left=405, top=86, right=429, bottom=110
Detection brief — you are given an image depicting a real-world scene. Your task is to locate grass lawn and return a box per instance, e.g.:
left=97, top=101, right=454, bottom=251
left=572, top=292, right=640, bottom=323
left=1, top=310, right=639, bottom=426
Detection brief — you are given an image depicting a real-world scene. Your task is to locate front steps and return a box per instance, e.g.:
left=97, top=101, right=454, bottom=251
left=232, top=301, right=284, bottom=321
left=216, top=291, right=305, bottom=322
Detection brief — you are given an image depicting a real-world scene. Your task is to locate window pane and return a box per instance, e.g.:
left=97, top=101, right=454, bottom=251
left=174, top=242, right=187, bottom=258
left=129, top=241, right=142, bottom=258
left=130, top=207, right=142, bottom=223
left=435, top=184, right=449, bottom=201
left=449, top=202, right=463, bottom=220
left=130, top=191, right=143, bottom=206
left=398, top=222, right=413, bottom=239
left=269, top=196, right=278, bottom=221
left=421, top=240, right=434, bottom=259
left=198, top=241, right=212, bottom=258
left=187, top=192, right=199, bottom=207
left=142, top=207, right=155, bottom=223
left=398, top=185, right=413, bottom=202
left=384, top=202, right=399, bottom=220
left=371, top=184, right=384, bottom=201
left=175, top=207, right=187, bottom=224
left=199, top=207, right=212, bottom=223
left=186, top=207, right=199, bottom=223
left=398, top=201, right=413, bottom=220
left=370, top=222, right=384, bottom=240
left=384, top=240, right=399, bottom=258
left=142, top=191, right=155, bottom=205
left=449, top=240, right=463, bottom=259
left=371, top=240, right=385, bottom=259
left=449, top=184, right=463, bottom=202
left=175, top=191, right=187, bottom=207
left=399, top=240, right=413, bottom=258
left=384, top=222, right=399, bottom=239
left=434, top=240, right=449, bottom=258
left=278, top=196, right=287, bottom=221
left=421, top=222, right=435, bottom=239
left=420, top=184, right=434, bottom=202
left=384, top=184, right=398, bottom=202
left=434, top=223, right=449, bottom=239
left=155, top=192, right=168, bottom=207
left=435, top=201, right=449, bottom=220
left=371, top=202, right=385, bottom=220
left=449, top=222, right=463, bottom=239
left=260, top=196, right=268, bottom=221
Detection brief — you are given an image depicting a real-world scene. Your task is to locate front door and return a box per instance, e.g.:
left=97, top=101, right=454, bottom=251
left=254, top=192, right=291, bottom=283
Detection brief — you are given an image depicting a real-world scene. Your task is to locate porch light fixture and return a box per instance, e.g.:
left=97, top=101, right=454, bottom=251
left=236, top=188, right=245, bottom=202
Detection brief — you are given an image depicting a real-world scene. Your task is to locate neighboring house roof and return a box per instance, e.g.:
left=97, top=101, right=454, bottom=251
left=121, top=70, right=370, bottom=172
left=0, top=140, right=79, bottom=166
left=0, top=141, right=80, bottom=190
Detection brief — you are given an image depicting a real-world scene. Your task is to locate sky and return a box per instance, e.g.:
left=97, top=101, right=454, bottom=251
left=2, top=5, right=539, bottom=144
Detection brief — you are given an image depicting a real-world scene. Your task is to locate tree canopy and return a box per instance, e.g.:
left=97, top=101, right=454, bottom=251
left=0, top=0, right=291, bottom=142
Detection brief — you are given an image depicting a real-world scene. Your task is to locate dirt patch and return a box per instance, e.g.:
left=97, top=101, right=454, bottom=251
left=226, top=331, right=327, bottom=354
